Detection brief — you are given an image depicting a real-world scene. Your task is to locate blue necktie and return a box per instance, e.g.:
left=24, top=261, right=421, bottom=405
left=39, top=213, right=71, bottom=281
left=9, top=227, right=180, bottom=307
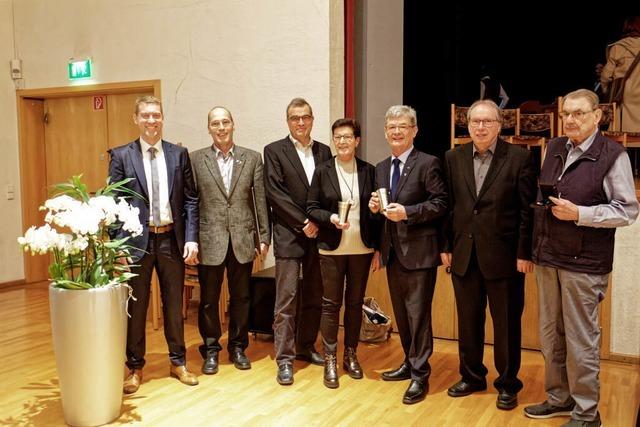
left=391, top=158, right=401, bottom=200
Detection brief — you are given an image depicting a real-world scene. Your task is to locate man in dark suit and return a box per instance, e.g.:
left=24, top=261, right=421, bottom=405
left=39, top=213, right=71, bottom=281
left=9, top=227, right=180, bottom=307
left=264, top=98, right=332, bottom=385
left=190, top=106, right=271, bottom=374
left=440, top=99, right=536, bottom=410
left=368, top=105, right=447, bottom=404
left=108, top=95, right=199, bottom=394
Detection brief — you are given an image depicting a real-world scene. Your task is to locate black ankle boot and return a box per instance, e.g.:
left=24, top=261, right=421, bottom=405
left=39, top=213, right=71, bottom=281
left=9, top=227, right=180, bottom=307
left=343, top=347, right=363, bottom=379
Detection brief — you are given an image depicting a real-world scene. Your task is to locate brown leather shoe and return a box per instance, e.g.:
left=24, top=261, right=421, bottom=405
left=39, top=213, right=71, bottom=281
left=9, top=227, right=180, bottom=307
left=123, top=368, right=142, bottom=394
left=169, top=364, right=199, bottom=386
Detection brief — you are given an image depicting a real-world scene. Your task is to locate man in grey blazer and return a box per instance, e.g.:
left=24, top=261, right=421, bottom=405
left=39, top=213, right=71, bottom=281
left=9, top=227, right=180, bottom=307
left=190, top=106, right=271, bottom=374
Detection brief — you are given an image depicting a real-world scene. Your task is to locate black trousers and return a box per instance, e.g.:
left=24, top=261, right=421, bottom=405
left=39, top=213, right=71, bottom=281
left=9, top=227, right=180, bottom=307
left=318, top=253, right=373, bottom=353
left=197, top=243, right=253, bottom=358
left=126, top=231, right=186, bottom=369
left=452, top=250, right=525, bottom=394
left=386, top=250, right=437, bottom=381
left=273, top=246, right=323, bottom=365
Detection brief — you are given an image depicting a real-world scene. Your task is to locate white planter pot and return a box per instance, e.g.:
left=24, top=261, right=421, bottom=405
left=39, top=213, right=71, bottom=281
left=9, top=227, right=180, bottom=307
left=49, top=284, right=127, bottom=426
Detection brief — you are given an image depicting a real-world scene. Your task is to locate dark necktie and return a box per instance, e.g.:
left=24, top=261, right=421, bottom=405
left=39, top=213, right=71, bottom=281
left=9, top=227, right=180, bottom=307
left=391, top=157, right=401, bottom=200
left=149, top=147, right=161, bottom=226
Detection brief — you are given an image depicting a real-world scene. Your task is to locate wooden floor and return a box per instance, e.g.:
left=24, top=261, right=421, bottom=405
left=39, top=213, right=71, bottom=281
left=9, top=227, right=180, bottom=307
left=1, top=282, right=638, bottom=427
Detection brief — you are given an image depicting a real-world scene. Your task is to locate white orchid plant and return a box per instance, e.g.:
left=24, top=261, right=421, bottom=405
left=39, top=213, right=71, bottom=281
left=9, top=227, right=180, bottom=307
left=18, top=175, right=143, bottom=289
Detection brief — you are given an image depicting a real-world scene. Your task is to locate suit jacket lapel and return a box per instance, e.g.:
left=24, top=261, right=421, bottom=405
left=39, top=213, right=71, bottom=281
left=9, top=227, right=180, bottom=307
left=162, top=140, right=176, bottom=197
left=203, top=147, right=227, bottom=197
left=228, top=147, right=246, bottom=197
left=326, top=159, right=342, bottom=199
left=394, top=149, right=418, bottom=202
left=477, top=139, right=508, bottom=200
left=357, top=158, right=367, bottom=200
left=461, top=143, right=477, bottom=200
left=282, top=138, right=310, bottom=188
left=130, top=140, right=149, bottom=198
left=381, top=157, right=392, bottom=190
left=311, top=140, right=324, bottom=171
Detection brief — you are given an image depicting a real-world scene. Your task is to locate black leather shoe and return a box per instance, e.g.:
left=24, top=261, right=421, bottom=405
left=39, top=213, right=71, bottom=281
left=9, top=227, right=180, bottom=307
left=447, top=380, right=487, bottom=397
left=381, top=362, right=411, bottom=381
left=496, top=391, right=518, bottom=410
left=402, top=379, right=428, bottom=404
left=202, top=353, right=219, bottom=375
left=295, top=350, right=324, bottom=366
left=277, top=363, right=294, bottom=385
left=229, top=349, right=251, bottom=370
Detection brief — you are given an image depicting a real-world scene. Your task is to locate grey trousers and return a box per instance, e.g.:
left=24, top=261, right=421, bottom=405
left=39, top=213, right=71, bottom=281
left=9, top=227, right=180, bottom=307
left=273, top=254, right=323, bottom=366
left=535, top=265, right=608, bottom=422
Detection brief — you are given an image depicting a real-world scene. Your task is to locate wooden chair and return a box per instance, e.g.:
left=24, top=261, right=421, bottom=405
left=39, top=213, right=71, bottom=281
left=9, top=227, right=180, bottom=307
left=625, top=132, right=640, bottom=148
left=510, top=112, right=554, bottom=167
left=601, top=130, right=627, bottom=147
left=500, top=108, right=520, bottom=140
left=451, top=104, right=472, bottom=148
left=598, top=102, right=618, bottom=132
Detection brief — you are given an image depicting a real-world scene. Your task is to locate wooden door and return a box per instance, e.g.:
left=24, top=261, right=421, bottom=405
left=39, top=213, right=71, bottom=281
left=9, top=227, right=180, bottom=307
left=20, top=99, right=49, bottom=283
left=43, top=92, right=149, bottom=192
left=106, top=93, right=150, bottom=149
left=44, top=96, right=109, bottom=191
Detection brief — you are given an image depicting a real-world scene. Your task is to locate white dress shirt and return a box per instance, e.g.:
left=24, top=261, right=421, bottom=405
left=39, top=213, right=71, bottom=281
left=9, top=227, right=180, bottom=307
left=290, top=135, right=315, bottom=184
left=213, top=144, right=235, bottom=194
left=140, top=138, right=173, bottom=225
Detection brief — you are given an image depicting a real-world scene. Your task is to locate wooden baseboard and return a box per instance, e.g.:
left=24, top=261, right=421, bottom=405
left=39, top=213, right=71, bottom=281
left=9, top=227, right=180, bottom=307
left=608, top=352, right=640, bottom=364
left=0, top=279, right=26, bottom=290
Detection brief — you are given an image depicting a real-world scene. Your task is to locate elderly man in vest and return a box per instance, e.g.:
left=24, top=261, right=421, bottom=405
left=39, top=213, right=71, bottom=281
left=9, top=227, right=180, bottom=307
left=524, top=89, right=638, bottom=427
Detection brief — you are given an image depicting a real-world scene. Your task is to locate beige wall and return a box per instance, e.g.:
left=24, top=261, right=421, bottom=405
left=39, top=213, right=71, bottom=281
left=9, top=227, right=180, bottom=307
left=0, top=0, right=344, bottom=281
left=0, top=0, right=22, bottom=283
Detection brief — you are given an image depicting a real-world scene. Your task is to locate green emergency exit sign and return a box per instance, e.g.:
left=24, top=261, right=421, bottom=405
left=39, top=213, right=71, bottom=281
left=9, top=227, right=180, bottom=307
left=68, top=59, right=92, bottom=80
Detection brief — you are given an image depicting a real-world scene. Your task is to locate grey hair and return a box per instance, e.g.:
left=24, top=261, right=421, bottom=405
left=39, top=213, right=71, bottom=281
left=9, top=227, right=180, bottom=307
left=564, top=89, right=600, bottom=109
left=385, top=105, right=417, bottom=126
left=467, top=100, right=502, bottom=123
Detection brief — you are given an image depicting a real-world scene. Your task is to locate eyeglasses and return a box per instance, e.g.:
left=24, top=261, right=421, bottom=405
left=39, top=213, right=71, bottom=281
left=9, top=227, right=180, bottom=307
left=469, top=119, right=499, bottom=128
left=333, top=134, right=355, bottom=142
left=559, top=110, right=593, bottom=120
left=210, top=119, right=232, bottom=128
left=384, top=124, right=414, bottom=132
left=288, top=115, right=313, bottom=123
